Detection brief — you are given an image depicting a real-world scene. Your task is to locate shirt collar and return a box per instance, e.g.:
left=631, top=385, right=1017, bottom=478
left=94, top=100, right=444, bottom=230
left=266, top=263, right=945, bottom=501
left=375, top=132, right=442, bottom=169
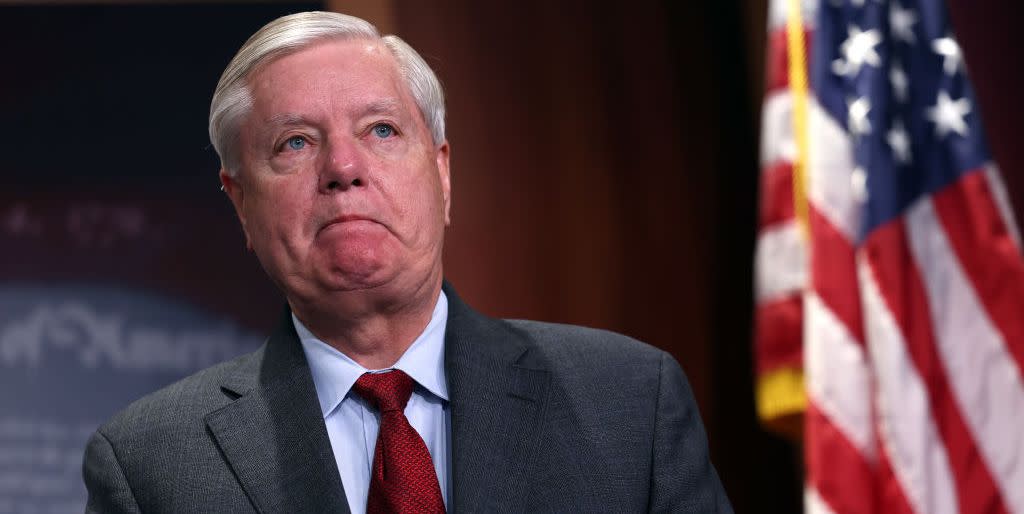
left=294, top=291, right=449, bottom=418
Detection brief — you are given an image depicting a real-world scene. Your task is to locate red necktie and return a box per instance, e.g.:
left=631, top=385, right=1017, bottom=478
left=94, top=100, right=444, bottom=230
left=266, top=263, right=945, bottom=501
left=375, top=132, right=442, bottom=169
left=353, top=370, right=446, bottom=514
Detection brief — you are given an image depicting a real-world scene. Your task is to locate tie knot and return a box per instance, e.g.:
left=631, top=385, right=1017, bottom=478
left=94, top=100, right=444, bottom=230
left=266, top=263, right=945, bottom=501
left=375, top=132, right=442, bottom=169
left=353, top=370, right=414, bottom=413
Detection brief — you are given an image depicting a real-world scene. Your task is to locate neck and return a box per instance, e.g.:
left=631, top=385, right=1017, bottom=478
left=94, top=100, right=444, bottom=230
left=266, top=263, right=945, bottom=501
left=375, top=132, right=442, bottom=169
left=289, top=277, right=442, bottom=370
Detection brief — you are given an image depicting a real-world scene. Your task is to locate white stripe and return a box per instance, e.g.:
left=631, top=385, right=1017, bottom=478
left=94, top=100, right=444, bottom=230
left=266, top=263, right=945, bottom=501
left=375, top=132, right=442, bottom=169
left=983, top=163, right=1023, bottom=252
left=755, top=221, right=807, bottom=302
left=905, top=198, right=1024, bottom=514
left=858, top=255, right=958, bottom=514
left=767, top=0, right=818, bottom=32
left=804, top=486, right=837, bottom=514
left=807, top=96, right=861, bottom=241
left=760, top=91, right=798, bottom=166
left=804, top=291, right=874, bottom=458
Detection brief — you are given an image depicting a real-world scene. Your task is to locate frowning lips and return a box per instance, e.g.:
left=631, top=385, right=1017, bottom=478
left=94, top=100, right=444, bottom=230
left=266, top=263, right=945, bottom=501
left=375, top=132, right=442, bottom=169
left=317, top=214, right=382, bottom=235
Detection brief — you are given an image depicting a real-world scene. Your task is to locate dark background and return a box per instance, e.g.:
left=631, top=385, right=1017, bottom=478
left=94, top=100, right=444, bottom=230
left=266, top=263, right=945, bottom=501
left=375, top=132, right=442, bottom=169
left=2, top=1, right=1021, bottom=512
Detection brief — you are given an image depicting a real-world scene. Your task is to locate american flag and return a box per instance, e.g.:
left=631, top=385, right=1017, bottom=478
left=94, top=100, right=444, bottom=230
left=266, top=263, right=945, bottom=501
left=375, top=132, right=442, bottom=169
left=754, top=0, right=1024, bottom=513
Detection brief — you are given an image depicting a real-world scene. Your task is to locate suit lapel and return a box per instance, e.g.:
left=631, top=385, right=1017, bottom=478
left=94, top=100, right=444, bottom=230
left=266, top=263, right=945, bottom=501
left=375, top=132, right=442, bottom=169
left=205, top=310, right=350, bottom=514
left=443, top=284, right=551, bottom=512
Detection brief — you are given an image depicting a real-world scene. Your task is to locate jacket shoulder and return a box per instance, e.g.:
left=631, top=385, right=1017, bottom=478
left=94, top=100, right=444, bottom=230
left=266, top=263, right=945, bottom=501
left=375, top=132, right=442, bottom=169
left=96, top=346, right=263, bottom=442
left=503, top=318, right=667, bottom=370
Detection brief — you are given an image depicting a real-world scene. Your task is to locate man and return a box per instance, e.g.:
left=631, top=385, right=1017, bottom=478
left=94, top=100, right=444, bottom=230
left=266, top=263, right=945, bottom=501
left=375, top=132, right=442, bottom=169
left=83, top=11, right=731, bottom=513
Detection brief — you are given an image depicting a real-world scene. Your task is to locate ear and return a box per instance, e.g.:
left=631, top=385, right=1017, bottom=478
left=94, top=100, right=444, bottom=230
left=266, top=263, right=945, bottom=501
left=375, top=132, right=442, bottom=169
left=219, top=168, right=253, bottom=250
left=435, top=141, right=452, bottom=225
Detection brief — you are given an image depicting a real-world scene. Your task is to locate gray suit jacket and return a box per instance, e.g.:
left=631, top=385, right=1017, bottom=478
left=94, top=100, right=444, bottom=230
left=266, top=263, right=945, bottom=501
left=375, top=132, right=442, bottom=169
left=83, top=284, right=732, bottom=513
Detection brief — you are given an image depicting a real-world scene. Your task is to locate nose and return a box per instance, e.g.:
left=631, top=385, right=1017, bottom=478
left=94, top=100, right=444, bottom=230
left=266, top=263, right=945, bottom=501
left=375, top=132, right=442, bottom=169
left=318, top=138, right=367, bottom=193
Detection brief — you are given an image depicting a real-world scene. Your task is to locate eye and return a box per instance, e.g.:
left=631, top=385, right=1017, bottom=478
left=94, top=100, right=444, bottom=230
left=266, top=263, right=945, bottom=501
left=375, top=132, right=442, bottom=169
left=285, top=136, right=306, bottom=151
left=371, top=123, right=395, bottom=139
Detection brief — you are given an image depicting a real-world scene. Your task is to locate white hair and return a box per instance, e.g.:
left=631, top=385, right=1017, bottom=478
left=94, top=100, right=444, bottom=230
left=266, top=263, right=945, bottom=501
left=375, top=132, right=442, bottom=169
left=208, top=11, right=446, bottom=175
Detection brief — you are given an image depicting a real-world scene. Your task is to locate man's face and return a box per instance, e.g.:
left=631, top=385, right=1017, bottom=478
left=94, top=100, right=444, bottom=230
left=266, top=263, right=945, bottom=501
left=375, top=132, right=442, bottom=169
left=222, top=39, right=451, bottom=304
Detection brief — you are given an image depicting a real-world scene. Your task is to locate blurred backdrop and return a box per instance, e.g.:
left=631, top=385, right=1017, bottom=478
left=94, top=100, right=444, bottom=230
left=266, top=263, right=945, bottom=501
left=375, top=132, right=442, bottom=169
left=1, top=1, right=1021, bottom=512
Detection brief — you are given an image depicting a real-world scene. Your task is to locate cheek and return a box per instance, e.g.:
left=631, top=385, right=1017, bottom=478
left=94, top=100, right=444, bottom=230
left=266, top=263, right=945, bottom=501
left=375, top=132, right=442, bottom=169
left=401, top=172, right=447, bottom=239
left=245, top=179, right=313, bottom=245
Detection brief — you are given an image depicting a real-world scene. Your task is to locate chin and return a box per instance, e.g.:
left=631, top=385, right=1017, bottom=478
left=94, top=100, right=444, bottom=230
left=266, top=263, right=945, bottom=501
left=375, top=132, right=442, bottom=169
left=322, top=265, right=389, bottom=290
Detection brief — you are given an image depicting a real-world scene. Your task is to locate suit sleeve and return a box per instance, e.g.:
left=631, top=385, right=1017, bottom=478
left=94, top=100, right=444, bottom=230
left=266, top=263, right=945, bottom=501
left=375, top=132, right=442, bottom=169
left=82, top=429, right=142, bottom=514
left=648, top=351, right=733, bottom=513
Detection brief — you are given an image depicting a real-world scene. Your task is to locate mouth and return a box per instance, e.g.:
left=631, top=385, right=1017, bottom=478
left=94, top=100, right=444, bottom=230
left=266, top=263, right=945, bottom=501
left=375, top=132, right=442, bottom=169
left=318, top=214, right=378, bottom=234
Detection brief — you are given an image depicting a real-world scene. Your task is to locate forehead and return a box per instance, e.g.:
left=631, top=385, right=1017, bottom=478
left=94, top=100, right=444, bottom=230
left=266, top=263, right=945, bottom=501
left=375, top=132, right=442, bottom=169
left=246, top=38, right=412, bottom=121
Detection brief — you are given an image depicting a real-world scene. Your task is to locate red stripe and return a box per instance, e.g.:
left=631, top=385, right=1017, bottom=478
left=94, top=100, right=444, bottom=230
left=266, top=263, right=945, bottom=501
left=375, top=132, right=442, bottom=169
left=931, top=169, right=1024, bottom=381
left=805, top=401, right=875, bottom=514
left=808, top=205, right=865, bottom=345
left=754, top=294, right=803, bottom=375
left=875, top=427, right=917, bottom=514
left=863, top=218, right=1010, bottom=514
left=759, top=160, right=795, bottom=229
left=765, top=27, right=814, bottom=94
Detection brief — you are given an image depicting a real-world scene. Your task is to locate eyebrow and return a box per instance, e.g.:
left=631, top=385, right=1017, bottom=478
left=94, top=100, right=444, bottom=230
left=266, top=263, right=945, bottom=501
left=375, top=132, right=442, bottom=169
left=358, top=99, right=403, bottom=118
left=264, top=113, right=312, bottom=127
left=261, top=99, right=406, bottom=128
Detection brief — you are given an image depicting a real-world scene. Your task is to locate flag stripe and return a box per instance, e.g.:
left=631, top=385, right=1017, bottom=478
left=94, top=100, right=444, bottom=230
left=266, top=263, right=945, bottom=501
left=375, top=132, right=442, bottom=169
left=864, top=216, right=1010, bottom=514
left=766, top=27, right=789, bottom=93
left=930, top=168, right=1024, bottom=380
left=760, top=160, right=795, bottom=229
left=806, top=97, right=859, bottom=241
left=906, top=193, right=1024, bottom=514
left=756, top=221, right=806, bottom=302
left=805, top=291, right=873, bottom=456
left=809, top=205, right=865, bottom=344
left=755, top=294, right=803, bottom=374
left=875, top=434, right=918, bottom=514
left=859, top=250, right=958, bottom=514
left=805, top=401, right=875, bottom=514
left=760, top=92, right=797, bottom=167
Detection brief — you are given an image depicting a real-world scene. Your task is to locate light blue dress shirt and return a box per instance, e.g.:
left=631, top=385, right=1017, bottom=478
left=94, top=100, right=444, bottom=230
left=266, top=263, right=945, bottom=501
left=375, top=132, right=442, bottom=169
left=294, top=292, right=450, bottom=514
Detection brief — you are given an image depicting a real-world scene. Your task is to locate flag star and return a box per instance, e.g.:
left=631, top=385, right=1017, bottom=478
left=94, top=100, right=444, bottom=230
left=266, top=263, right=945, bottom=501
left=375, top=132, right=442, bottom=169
left=832, top=58, right=850, bottom=77
left=851, top=167, right=869, bottom=203
left=925, top=90, right=971, bottom=137
left=834, top=25, right=883, bottom=77
left=848, top=97, right=873, bottom=136
left=890, top=3, right=917, bottom=43
left=890, top=63, right=909, bottom=101
left=887, top=120, right=912, bottom=163
left=932, top=36, right=962, bottom=75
